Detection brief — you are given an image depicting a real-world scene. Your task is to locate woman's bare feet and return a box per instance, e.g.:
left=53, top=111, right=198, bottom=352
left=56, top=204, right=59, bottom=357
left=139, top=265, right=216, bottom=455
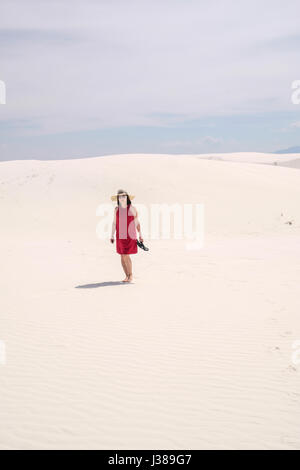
left=122, top=276, right=129, bottom=282
left=127, top=274, right=133, bottom=283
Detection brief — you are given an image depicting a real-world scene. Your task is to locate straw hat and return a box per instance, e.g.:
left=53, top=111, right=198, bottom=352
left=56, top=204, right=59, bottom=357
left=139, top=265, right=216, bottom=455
left=111, top=190, right=135, bottom=202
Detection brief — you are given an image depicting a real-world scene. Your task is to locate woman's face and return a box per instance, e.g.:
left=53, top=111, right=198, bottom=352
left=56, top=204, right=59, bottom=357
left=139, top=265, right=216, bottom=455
left=118, top=193, right=127, bottom=207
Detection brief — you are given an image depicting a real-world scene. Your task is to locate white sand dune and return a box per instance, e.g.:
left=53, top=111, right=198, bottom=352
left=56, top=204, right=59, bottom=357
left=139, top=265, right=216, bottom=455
left=194, top=151, right=300, bottom=168
left=1, top=153, right=300, bottom=449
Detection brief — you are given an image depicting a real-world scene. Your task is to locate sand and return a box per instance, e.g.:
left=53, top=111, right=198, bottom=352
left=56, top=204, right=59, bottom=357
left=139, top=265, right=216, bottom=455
left=194, top=151, right=300, bottom=168
left=0, top=153, right=300, bottom=449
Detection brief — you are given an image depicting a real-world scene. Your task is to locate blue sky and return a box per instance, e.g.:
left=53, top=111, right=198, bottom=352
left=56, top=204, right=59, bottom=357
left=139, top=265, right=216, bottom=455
left=1, top=0, right=300, bottom=160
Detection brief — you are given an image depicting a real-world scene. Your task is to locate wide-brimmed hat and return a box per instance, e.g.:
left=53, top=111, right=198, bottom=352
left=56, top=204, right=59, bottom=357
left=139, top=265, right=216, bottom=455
left=111, top=191, right=135, bottom=202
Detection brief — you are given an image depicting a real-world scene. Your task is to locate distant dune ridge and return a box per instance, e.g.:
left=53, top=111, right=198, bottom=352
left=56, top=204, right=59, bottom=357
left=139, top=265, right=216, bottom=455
left=0, top=152, right=300, bottom=450
left=195, top=151, right=300, bottom=168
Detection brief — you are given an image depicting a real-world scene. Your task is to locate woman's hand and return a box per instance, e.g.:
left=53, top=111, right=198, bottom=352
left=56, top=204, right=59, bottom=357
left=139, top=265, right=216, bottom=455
left=139, top=236, right=144, bottom=243
left=110, top=237, right=114, bottom=244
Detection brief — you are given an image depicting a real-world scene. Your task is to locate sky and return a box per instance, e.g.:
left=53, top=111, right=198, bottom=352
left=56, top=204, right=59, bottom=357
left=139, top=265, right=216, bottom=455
left=1, top=0, right=300, bottom=161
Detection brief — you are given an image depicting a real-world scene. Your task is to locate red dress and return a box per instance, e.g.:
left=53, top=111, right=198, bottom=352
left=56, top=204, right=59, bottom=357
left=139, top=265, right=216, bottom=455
left=116, top=205, right=138, bottom=254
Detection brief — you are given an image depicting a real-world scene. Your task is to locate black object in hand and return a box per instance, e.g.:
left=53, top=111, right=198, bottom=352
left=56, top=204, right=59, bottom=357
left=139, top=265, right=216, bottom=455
left=136, top=240, right=149, bottom=251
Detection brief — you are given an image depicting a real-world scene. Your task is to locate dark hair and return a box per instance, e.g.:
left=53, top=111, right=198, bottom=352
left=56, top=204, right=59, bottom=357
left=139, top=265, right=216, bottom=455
left=116, top=189, right=132, bottom=207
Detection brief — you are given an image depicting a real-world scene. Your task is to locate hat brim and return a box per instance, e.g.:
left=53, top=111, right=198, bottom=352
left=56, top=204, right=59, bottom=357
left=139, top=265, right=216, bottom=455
left=111, top=194, right=135, bottom=201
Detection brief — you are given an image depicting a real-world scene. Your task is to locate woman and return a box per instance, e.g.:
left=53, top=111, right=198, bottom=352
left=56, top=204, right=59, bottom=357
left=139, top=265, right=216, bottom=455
left=110, top=189, right=143, bottom=283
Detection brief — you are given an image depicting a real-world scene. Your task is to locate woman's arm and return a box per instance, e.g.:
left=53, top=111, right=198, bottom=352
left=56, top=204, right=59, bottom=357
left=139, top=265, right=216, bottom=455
left=132, top=206, right=143, bottom=242
left=110, top=207, right=117, bottom=243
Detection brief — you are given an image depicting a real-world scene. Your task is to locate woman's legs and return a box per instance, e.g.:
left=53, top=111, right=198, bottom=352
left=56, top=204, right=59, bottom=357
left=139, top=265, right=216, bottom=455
left=121, top=254, right=129, bottom=281
left=121, top=255, right=133, bottom=282
left=126, top=256, right=133, bottom=282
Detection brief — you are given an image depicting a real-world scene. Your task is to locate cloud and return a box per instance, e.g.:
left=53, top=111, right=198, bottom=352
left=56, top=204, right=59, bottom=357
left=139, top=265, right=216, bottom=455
left=0, top=28, right=82, bottom=45
left=162, top=136, right=223, bottom=149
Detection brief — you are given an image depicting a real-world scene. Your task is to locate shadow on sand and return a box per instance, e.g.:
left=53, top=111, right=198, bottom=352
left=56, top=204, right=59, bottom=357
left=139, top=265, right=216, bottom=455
left=75, top=281, right=131, bottom=288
